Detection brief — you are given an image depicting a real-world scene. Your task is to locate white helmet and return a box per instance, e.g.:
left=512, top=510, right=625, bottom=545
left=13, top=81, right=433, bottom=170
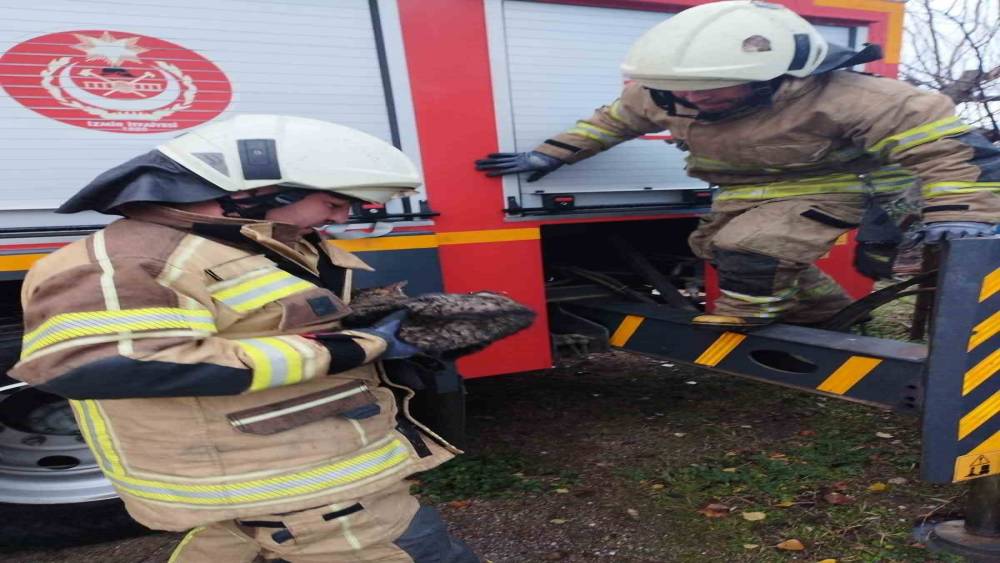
left=621, top=0, right=828, bottom=91
left=157, top=114, right=421, bottom=204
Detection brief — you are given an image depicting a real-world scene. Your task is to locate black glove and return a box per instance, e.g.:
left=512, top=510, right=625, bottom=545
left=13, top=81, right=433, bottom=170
left=474, top=151, right=565, bottom=182
left=354, top=310, right=423, bottom=360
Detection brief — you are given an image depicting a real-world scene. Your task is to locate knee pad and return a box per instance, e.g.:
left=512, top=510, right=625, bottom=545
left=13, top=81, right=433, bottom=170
left=712, top=248, right=780, bottom=296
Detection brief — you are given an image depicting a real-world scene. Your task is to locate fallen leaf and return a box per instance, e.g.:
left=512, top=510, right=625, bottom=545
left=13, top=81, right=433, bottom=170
left=876, top=432, right=894, bottom=439
left=742, top=544, right=759, bottom=549
left=722, top=467, right=738, bottom=473
left=818, top=559, right=838, bottom=563
left=823, top=492, right=855, bottom=505
left=554, top=488, right=569, bottom=494
left=868, top=482, right=888, bottom=492
left=742, top=511, right=767, bottom=521
left=549, top=518, right=567, bottom=525
left=775, top=500, right=795, bottom=508
left=776, top=539, right=805, bottom=551
left=768, top=452, right=788, bottom=459
left=626, top=508, right=640, bottom=519
left=651, top=484, right=665, bottom=490
left=697, top=503, right=731, bottom=518
left=673, top=432, right=687, bottom=437
left=798, top=430, right=816, bottom=436
left=888, top=477, right=908, bottom=485
left=447, top=500, right=471, bottom=509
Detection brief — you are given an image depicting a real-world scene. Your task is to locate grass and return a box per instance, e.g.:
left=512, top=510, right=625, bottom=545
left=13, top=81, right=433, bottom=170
left=414, top=287, right=972, bottom=561
left=411, top=446, right=587, bottom=502
left=635, top=393, right=960, bottom=561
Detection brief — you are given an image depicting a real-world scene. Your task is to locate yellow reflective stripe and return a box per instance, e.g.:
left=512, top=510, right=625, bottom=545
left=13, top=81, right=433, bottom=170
left=212, top=270, right=314, bottom=313
left=963, top=348, right=1000, bottom=397
left=238, top=339, right=274, bottom=391
left=969, top=310, right=1000, bottom=352
left=609, top=315, right=644, bottom=347
left=109, top=438, right=411, bottom=506
left=237, top=337, right=309, bottom=390
left=21, top=308, right=216, bottom=358
left=715, top=172, right=912, bottom=201
left=982, top=268, right=1000, bottom=303
left=568, top=121, right=624, bottom=146
left=923, top=182, right=1000, bottom=199
left=869, top=117, right=970, bottom=156
left=694, top=332, right=746, bottom=367
left=271, top=337, right=305, bottom=386
left=959, top=388, right=1000, bottom=439
left=71, top=399, right=124, bottom=475
left=608, top=100, right=625, bottom=123
left=817, top=356, right=882, bottom=395
left=75, top=400, right=413, bottom=508
left=168, top=527, right=207, bottom=563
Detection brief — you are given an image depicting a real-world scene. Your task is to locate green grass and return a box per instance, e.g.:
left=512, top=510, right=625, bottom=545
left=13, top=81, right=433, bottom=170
left=411, top=453, right=547, bottom=502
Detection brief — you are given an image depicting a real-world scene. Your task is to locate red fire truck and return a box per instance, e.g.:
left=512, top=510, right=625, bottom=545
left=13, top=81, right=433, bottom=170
left=0, top=0, right=904, bottom=546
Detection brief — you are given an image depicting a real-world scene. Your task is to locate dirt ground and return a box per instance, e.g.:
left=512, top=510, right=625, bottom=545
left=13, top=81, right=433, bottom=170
left=0, top=350, right=967, bottom=563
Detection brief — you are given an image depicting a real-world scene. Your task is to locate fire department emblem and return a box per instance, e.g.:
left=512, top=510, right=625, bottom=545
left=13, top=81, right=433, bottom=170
left=0, top=30, right=231, bottom=133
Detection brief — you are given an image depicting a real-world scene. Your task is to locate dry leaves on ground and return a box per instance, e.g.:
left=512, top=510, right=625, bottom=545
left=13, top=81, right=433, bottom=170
left=776, top=539, right=806, bottom=551
left=697, top=503, right=731, bottom=518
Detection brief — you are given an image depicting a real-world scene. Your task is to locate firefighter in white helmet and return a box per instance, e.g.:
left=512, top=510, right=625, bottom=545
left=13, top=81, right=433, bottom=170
left=10, top=115, right=478, bottom=562
left=477, top=0, right=1000, bottom=327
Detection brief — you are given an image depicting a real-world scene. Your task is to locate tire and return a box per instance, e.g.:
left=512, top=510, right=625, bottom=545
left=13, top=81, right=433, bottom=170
left=0, top=381, right=150, bottom=549
left=0, top=499, right=150, bottom=551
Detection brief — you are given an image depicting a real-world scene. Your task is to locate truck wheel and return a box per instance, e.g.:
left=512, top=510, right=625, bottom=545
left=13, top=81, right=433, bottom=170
left=0, top=386, right=149, bottom=549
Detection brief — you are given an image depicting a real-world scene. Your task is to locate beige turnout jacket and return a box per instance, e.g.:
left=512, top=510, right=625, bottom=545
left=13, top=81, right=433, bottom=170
left=10, top=206, right=456, bottom=531
left=535, top=71, right=1000, bottom=224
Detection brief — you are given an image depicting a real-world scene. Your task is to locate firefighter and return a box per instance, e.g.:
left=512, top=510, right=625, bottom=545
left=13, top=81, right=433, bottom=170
left=476, top=0, right=1000, bottom=328
left=10, top=115, right=478, bottom=562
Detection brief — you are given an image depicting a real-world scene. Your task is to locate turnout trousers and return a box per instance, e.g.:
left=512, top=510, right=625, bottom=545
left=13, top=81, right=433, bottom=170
left=688, top=194, right=869, bottom=323
left=168, top=482, right=478, bottom=563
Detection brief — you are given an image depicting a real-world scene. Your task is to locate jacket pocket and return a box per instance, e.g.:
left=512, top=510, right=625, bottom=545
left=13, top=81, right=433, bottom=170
left=227, top=380, right=378, bottom=435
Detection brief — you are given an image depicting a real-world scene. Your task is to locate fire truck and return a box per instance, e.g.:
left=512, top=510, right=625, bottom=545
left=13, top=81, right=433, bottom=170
left=10, top=0, right=996, bottom=555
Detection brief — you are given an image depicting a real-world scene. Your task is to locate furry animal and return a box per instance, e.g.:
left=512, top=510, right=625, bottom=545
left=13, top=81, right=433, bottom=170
left=345, top=283, right=536, bottom=359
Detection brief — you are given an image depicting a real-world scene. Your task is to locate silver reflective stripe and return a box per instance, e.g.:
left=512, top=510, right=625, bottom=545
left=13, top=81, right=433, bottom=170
left=231, top=384, right=370, bottom=426
left=238, top=338, right=294, bottom=388
left=220, top=275, right=312, bottom=309
left=108, top=439, right=411, bottom=505
left=23, top=310, right=215, bottom=353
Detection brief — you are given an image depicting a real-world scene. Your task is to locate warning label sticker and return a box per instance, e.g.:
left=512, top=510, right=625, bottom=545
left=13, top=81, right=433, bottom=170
left=954, top=451, right=1000, bottom=482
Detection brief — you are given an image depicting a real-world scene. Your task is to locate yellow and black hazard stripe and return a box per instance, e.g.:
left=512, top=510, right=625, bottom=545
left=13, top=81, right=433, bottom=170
left=951, top=265, right=1000, bottom=482
left=601, top=310, right=904, bottom=402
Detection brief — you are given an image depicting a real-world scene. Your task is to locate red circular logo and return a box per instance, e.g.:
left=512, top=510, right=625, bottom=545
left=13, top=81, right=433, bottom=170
left=0, top=30, right=232, bottom=134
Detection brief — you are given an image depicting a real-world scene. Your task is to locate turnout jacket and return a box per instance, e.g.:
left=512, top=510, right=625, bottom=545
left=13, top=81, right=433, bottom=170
left=10, top=205, right=456, bottom=531
left=534, top=71, right=1000, bottom=224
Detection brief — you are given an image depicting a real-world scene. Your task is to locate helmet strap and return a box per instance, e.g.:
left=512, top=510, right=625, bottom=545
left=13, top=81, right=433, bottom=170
left=217, top=188, right=315, bottom=220
left=693, top=77, right=785, bottom=122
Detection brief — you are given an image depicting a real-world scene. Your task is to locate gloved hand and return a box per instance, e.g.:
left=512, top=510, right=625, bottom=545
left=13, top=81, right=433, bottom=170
left=920, top=221, right=997, bottom=244
left=355, top=310, right=423, bottom=360
left=474, top=151, right=565, bottom=182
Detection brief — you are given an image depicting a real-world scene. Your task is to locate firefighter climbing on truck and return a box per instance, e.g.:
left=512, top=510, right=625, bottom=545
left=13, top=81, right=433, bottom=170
left=477, top=0, right=1000, bottom=328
